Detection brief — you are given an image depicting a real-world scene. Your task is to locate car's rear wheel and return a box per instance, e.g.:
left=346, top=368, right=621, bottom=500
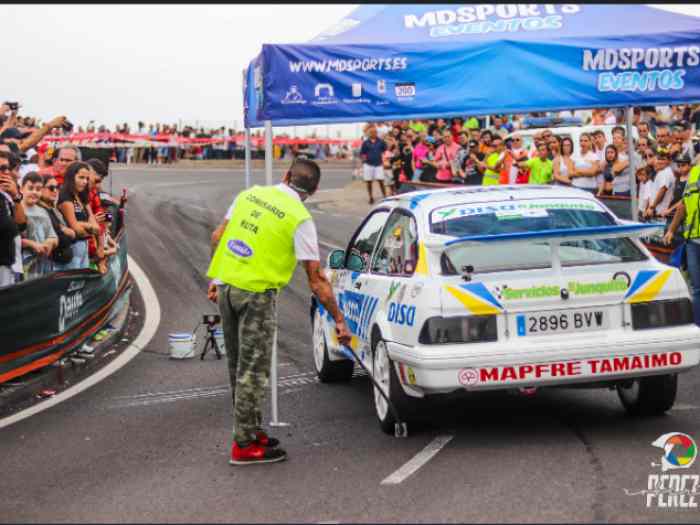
left=312, top=308, right=353, bottom=383
left=617, top=374, right=678, bottom=416
left=372, top=335, right=421, bottom=434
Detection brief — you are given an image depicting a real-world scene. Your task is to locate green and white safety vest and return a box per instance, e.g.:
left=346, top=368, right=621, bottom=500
left=683, top=166, right=700, bottom=239
left=207, top=185, right=311, bottom=293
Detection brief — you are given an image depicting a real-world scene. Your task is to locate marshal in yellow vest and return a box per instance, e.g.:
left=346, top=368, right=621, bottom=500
left=683, top=165, right=700, bottom=239
left=207, top=185, right=311, bottom=293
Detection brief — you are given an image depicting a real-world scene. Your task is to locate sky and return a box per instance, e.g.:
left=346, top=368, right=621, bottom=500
left=1, top=4, right=698, bottom=138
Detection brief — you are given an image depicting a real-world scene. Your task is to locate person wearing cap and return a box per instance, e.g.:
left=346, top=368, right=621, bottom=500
left=664, top=155, right=700, bottom=326
left=207, top=159, right=351, bottom=465
left=461, top=139, right=484, bottom=186
left=660, top=154, right=692, bottom=226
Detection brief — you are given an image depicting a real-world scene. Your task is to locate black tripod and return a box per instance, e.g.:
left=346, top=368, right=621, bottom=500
left=199, top=322, right=224, bottom=360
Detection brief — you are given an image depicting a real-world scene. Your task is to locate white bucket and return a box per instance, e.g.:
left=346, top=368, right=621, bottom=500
left=214, top=328, right=226, bottom=354
left=169, top=333, right=196, bottom=359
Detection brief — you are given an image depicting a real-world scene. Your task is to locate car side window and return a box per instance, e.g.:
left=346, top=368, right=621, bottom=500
left=371, top=210, right=419, bottom=277
left=346, top=210, right=390, bottom=272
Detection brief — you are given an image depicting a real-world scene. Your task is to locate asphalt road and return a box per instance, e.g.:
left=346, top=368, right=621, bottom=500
left=1, top=166, right=699, bottom=523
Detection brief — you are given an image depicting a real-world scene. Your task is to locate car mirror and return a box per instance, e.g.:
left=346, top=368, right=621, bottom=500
left=346, top=253, right=366, bottom=272
left=328, top=249, right=345, bottom=269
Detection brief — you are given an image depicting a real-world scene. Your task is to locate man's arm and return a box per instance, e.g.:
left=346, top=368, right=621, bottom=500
left=19, top=116, right=68, bottom=152
left=664, top=201, right=686, bottom=245
left=302, top=260, right=351, bottom=346
left=206, top=219, right=229, bottom=302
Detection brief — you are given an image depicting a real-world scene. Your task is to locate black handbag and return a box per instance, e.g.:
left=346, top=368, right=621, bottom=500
left=46, top=208, right=74, bottom=264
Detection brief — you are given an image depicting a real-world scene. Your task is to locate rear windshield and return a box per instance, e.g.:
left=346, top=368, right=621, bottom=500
left=431, top=198, right=647, bottom=273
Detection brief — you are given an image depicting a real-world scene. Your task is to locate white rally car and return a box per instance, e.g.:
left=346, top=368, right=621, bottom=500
left=310, top=185, right=700, bottom=434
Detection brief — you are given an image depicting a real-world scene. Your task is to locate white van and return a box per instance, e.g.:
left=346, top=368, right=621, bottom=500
left=508, top=124, right=639, bottom=157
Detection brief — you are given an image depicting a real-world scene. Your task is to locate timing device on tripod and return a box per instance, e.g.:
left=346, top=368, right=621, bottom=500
left=192, top=314, right=223, bottom=360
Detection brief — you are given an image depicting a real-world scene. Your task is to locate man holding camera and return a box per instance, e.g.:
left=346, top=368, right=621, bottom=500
left=207, top=159, right=351, bottom=466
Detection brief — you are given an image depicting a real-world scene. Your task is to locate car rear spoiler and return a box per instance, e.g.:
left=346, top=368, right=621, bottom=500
left=426, top=223, right=665, bottom=249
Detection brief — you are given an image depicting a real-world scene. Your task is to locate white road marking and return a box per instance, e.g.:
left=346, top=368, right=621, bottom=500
left=672, top=403, right=698, bottom=411
left=380, top=434, right=454, bottom=486
left=0, top=256, right=161, bottom=430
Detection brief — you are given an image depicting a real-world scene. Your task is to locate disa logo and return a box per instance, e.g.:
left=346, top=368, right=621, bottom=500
left=58, top=292, right=84, bottom=333
left=227, top=239, right=253, bottom=258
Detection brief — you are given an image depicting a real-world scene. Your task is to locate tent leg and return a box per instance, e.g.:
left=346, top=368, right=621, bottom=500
left=265, top=120, right=273, bottom=186
left=625, top=107, right=638, bottom=219
left=270, top=292, right=288, bottom=428
left=244, top=127, right=252, bottom=189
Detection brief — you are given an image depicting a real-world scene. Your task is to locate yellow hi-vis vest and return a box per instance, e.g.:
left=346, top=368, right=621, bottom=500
left=207, top=185, right=311, bottom=292
left=683, top=166, right=700, bottom=239
left=482, top=152, right=501, bottom=186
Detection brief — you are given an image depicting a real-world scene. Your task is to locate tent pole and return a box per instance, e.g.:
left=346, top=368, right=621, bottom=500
left=625, top=107, right=638, bottom=219
left=265, top=120, right=273, bottom=186
left=244, top=127, right=252, bottom=189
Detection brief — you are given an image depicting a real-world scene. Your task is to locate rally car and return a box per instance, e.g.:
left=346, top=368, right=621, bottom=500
left=310, top=185, right=700, bottom=434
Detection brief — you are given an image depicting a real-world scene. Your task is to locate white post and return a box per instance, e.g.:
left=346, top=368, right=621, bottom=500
left=626, top=107, right=638, bottom=219
left=265, top=120, right=273, bottom=186
left=270, top=291, right=288, bottom=427
left=244, top=127, right=252, bottom=189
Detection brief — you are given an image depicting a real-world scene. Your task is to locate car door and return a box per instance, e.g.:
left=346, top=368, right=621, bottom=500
left=368, top=208, right=421, bottom=346
left=329, top=208, right=391, bottom=359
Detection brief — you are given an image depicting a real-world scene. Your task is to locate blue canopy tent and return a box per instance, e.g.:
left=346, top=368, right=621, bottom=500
left=242, top=4, right=700, bottom=424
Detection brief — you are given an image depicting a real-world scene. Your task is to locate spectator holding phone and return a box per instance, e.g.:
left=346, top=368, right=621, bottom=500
left=56, top=162, right=100, bottom=270
left=0, top=150, right=26, bottom=287
left=20, top=172, right=58, bottom=278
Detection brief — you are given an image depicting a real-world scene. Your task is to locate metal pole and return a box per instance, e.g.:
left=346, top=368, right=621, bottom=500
left=270, top=292, right=288, bottom=427
left=244, top=127, right=251, bottom=189
left=265, top=120, right=273, bottom=186
left=625, top=107, right=638, bottom=219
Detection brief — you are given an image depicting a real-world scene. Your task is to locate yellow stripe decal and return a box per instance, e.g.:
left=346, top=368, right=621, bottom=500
left=628, top=269, right=673, bottom=303
left=414, top=241, right=429, bottom=276
left=446, top=286, right=501, bottom=315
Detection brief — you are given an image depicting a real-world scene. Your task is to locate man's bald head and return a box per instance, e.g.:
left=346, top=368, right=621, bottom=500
left=286, top=159, right=321, bottom=197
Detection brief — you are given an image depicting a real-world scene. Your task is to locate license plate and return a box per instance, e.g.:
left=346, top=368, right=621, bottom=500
left=516, top=308, right=609, bottom=337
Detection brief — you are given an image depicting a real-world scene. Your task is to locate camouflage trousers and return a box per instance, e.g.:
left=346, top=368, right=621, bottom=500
left=218, top=284, right=277, bottom=445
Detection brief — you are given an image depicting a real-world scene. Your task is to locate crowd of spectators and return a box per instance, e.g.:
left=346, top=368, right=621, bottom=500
left=358, top=106, right=700, bottom=243
left=0, top=103, right=124, bottom=288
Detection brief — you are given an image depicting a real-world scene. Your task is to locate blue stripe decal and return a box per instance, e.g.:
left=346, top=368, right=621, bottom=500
left=624, top=270, right=659, bottom=299
left=517, top=315, right=526, bottom=336
left=409, top=193, right=432, bottom=210
left=460, top=283, right=502, bottom=310
left=444, top=223, right=665, bottom=246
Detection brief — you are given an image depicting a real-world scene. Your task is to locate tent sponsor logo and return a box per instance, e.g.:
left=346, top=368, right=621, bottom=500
left=312, top=83, right=338, bottom=106
left=377, top=80, right=386, bottom=94
left=395, top=82, right=416, bottom=98
left=583, top=46, right=700, bottom=93
left=403, top=5, right=581, bottom=38
left=281, top=85, right=306, bottom=105
left=352, top=83, right=362, bottom=97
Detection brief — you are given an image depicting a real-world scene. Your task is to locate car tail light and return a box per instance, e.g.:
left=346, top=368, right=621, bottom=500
left=631, top=299, right=693, bottom=330
left=419, top=316, right=498, bottom=345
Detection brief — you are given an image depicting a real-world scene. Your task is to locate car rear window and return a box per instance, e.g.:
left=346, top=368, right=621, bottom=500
left=431, top=198, right=647, bottom=273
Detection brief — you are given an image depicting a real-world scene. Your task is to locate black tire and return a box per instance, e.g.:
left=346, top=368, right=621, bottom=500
left=617, top=374, right=678, bottom=416
left=312, top=308, right=354, bottom=383
left=371, top=334, right=422, bottom=435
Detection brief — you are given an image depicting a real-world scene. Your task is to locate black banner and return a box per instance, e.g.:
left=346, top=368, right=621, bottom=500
left=0, top=230, right=130, bottom=383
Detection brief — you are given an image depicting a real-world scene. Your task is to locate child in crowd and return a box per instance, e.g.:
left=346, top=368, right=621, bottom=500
left=20, top=172, right=58, bottom=278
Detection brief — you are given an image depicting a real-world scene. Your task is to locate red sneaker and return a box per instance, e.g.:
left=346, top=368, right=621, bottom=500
left=256, top=431, right=280, bottom=448
left=230, top=441, right=287, bottom=465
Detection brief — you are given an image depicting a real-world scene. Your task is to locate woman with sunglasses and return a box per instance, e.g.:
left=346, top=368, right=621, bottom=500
left=570, top=132, right=600, bottom=193
left=553, top=136, right=575, bottom=186
left=56, top=161, right=100, bottom=270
